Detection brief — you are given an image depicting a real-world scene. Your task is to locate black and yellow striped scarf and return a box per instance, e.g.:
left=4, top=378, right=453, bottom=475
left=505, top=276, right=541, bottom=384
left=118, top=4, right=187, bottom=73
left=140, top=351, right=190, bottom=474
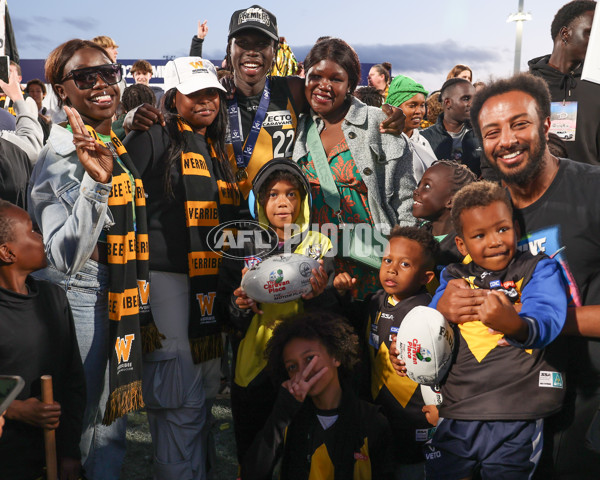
left=84, top=126, right=161, bottom=424
left=178, top=119, right=240, bottom=363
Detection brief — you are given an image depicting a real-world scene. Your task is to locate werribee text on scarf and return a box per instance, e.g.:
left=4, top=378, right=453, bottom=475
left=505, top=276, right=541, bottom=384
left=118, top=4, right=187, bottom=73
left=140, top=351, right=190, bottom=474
left=84, top=125, right=162, bottom=425
left=177, top=118, right=240, bottom=363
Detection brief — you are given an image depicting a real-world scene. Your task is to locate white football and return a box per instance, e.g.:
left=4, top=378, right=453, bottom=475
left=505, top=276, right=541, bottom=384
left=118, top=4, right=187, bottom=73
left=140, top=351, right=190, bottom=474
left=396, top=306, right=454, bottom=386
left=420, top=385, right=443, bottom=406
left=241, top=253, right=320, bottom=304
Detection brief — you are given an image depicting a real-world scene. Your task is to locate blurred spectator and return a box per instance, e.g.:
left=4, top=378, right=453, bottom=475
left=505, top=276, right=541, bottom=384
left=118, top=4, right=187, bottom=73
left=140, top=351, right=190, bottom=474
left=24, top=79, right=51, bottom=143
left=386, top=75, right=437, bottom=181
left=0, top=61, right=22, bottom=115
left=422, top=90, right=442, bottom=128
left=368, top=62, right=392, bottom=99
left=130, top=60, right=163, bottom=106
left=528, top=0, right=599, bottom=165
left=446, top=64, right=472, bottom=82
left=473, top=81, right=486, bottom=92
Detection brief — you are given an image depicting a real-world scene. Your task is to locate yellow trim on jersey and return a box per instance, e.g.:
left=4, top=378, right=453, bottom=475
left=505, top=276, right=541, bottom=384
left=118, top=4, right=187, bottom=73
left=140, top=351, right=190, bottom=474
left=370, top=340, right=419, bottom=407
left=353, top=438, right=372, bottom=480
left=459, top=277, right=531, bottom=362
left=309, top=443, right=335, bottom=479
left=234, top=301, right=302, bottom=387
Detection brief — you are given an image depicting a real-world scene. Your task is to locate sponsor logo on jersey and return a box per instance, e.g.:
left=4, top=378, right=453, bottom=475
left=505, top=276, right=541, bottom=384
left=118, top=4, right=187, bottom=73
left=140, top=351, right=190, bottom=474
left=539, top=371, right=564, bottom=388
left=415, top=428, right=437, bottom=442
left=353, top=452, right=369, bottom=461
left=490, top=280, right=501, bottom=288
left=262, top=110, right=293, bottom=128
left=424, top=445, right=442, bottom=460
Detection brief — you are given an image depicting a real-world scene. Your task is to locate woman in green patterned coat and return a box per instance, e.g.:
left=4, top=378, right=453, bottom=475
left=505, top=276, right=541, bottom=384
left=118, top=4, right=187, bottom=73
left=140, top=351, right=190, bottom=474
left=293, top=38, right=416, bottom=300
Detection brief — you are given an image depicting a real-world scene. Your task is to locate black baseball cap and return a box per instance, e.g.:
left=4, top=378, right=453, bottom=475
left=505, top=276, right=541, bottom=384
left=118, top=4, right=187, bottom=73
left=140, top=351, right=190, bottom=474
left=228, top=5, right=278, bottom=42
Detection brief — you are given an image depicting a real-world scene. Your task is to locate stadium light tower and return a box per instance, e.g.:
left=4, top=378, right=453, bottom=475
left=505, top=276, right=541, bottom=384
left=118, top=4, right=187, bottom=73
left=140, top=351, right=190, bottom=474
left=507, top=0, right=532, bottom=74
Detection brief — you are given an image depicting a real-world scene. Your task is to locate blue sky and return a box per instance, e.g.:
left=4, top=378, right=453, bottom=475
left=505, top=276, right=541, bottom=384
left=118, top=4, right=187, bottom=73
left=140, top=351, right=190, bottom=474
left=10, top=0, right=570, bottom=90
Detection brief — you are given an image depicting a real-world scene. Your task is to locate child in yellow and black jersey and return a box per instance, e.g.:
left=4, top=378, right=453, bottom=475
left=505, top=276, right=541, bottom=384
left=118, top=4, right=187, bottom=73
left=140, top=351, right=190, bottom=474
left=241, top=311, right=393, bottom=480
left=425, top=181, right=567, bottom=479
left=335, top=226, right=440, bottom=478
left=227, top=158, right=336, bottom=466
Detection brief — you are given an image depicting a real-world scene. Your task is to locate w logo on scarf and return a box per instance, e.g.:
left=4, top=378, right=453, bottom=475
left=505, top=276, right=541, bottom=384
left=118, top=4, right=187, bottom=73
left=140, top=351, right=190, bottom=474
left=196, top=292, right=216, bottom=316
left=115, top=334, right=135, bottom=363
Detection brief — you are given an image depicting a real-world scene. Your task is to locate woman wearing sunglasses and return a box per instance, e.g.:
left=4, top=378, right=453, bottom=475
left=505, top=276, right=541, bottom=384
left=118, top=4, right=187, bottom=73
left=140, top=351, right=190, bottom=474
left=28, top=39, right=153, bottom=480
left=123, top=56, right=239, bottom=480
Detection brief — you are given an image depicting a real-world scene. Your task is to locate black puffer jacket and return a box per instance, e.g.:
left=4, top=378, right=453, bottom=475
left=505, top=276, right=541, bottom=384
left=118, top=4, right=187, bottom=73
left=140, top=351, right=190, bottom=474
left=421, top=114, right=484, bottom=177
left=529, top=54, right=600, bottom=165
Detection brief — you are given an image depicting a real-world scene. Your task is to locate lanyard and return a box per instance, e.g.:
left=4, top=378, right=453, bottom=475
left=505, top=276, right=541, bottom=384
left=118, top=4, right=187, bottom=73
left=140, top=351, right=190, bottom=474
left=227, top=77, right=271, bottom=181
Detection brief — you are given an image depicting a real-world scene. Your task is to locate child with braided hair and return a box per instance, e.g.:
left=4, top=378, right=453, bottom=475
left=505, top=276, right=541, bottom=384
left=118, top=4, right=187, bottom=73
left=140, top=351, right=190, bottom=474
left=412, top=160, right=477, bottom=273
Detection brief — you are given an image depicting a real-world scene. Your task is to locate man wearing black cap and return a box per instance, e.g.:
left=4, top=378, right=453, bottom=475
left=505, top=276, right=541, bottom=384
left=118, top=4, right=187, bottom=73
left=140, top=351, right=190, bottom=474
left=127, top=5, right=406, bottom=199
left=216, top=5, right=304, bottom=200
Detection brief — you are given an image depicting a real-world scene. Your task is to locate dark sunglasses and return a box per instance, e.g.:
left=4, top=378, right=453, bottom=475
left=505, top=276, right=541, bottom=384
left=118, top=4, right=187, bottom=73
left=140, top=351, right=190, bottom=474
left=61, top=63, right=123, bottom=90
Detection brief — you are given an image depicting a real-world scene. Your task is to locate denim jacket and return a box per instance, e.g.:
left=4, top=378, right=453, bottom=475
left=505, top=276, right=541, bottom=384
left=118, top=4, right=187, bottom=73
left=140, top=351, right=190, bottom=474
left=292, top=97, right=416, bottom=230
left=27, top=125, right=113, bottom=275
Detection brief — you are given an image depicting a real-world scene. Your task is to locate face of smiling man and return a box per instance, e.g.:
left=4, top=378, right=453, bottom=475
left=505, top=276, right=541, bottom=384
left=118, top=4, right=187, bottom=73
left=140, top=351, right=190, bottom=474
left=478, top=90, right=551, bottom=187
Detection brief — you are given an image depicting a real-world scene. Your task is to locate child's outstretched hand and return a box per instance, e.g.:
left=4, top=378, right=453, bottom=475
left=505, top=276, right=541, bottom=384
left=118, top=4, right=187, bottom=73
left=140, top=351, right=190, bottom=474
left=480, top=291, right=528, bottom=343
left=333, top=272, right=357, bottom=295
left=233, top=267, right=263, bottom=314
left=282, top=356, right=328, bottom=403
left=302, top=260, right=328, bottom=300
left=389, top=334, right=407, bottom=376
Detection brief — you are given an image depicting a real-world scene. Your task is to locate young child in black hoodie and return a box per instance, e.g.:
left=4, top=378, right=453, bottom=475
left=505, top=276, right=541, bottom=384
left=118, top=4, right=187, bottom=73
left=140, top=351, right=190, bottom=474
left=0, top=200, right=85, bottom=480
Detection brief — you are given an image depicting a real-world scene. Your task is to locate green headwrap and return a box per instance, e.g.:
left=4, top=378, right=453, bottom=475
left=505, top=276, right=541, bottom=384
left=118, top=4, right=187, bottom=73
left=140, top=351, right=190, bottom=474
left=386, top=75, right=428, bottom=108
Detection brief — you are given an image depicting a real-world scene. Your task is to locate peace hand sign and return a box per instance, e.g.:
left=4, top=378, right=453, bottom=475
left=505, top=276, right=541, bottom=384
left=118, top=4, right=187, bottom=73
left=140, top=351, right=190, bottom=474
left=64, top=106, right=113, bottom=184
left=282, top=356, right=328, bottom=403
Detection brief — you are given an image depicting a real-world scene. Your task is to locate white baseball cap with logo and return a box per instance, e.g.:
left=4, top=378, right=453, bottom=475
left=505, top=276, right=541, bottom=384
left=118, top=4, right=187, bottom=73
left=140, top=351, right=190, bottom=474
left=163, top=56, right=226, bottom=95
